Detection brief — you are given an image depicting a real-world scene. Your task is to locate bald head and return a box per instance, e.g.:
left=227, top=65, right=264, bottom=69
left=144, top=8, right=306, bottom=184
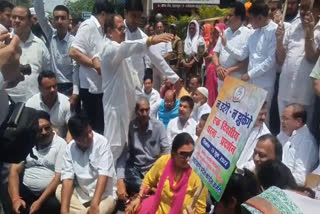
left=164, top=90, right=176, bottom=110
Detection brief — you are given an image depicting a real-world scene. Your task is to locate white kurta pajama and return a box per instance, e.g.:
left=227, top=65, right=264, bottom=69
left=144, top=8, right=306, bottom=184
left=278, top=125, right=319, bottom=185
left=237, top=123, right=270, bottom=171
left=278, top=18, right=320, bottom=125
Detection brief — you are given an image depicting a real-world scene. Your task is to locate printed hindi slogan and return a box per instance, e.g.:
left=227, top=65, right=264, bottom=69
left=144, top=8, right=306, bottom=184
left=190, top=76, right=267, bottom=201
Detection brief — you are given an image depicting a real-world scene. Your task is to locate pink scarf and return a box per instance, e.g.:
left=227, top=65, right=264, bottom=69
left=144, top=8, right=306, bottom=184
left=139, top=158, right=192, bottom=214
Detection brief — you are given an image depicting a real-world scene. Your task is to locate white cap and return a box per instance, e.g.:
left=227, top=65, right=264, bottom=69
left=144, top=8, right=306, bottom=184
left=29, top=7, right=36, bottom=15
left=197, top=87, right=208, bottom=99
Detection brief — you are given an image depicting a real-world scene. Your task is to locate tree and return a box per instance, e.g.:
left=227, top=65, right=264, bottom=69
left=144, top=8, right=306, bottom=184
left=65, top=0, right=94, bottom=18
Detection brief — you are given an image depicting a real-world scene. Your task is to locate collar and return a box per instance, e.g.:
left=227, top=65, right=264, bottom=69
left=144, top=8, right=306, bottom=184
left=179, top=117, right=192, bottom=127
left=53, top=31, right=71, bottom=42
left=133, top=118, right=153, bottom=132
left=40, top=93, right=60, bottom=107
left=91, top=15, right=102, bottom=30
left=291, top=124, right=308, bottom=137
left=23, top=32, right=36, bottom=45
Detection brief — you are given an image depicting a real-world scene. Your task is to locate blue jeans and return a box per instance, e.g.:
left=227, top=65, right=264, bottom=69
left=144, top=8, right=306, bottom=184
left=124, top=165, right=144, bottom=195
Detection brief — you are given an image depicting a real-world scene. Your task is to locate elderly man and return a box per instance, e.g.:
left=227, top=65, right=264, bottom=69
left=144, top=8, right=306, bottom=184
left=4, top=111, right=66, bottom=214
left=34, top=0, right=76, bottom=96
left=116, top=97, right=170, bottom=201
left=253, top=134, right=283, bottom=172
left=191, top=87, right=211, bottom=122
left=26, top=71, right=72, bottom=139
left=167, top=95, right=197, bottom=142
left=6, top=5, right=50, bottom=103
left=57, top=114, right=116, bottom=214
left=156, top=90, right=180, bottom=128
left=276, top=0, right=320, bottom=126
left=237, top=102, right=271, bottom=171
left=277, top=104, right=319, bottom=185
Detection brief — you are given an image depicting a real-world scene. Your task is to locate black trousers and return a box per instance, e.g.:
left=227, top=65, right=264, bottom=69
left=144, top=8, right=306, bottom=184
left=79, top=88, right=104, bottom=134
left=0, top=182, right=60, bottom=214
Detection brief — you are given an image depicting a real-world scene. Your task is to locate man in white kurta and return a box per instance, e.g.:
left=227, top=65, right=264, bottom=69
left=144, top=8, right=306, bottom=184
left=276, top=13, right=320, bottom=125
left=237, top=103, right=270, bottom=171
left=94, top=15, right=175, bottom=163
left=213, top=1, right=252, bottom=91
left=142, top=76, right=161, bottom=119
left=277, top=104, right=318, bottom=185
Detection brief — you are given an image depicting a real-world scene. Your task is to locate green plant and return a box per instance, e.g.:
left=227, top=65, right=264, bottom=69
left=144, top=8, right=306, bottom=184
left=65, top=0, right=94, bottom=19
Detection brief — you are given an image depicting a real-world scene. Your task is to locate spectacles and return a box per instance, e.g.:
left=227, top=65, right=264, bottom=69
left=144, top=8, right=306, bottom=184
left=177, top=151, right=194, bottom=160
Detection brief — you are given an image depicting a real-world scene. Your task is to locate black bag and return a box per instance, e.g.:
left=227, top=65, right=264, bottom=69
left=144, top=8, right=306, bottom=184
left=0, top=100, right=38, bottom=163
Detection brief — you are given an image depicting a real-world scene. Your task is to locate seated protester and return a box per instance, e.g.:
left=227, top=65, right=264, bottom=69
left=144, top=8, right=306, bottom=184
left=175, top=78, right=190, bottom=99
left=126, top=133, right=208, bottom=214
left=5, top=111, right=66, bottom=214
left=57, top=114, right=116, bottom=214
left=26, top=71, right=72, bottom=139
left=243, top=160, right=320, bottom=214
left=252, top=134, right=283, bottom=173
left=191, top=87, right=211, bottom=122
left=237, top=102, right=270, bottom=171
left=142, top=76, right=161, bottom=119
left=277, top=103, right=319, bottom=185
left=212, top=168, right=261, bottom=214
left=159, top=76, right=174, bottom=98
left=196, top=113, right=209, bottom=138
left=167, top=96, right=197, bottom=142
left=117, top=97, right=170, bottom=201
left=188, top=75, right=201, bottom=97
left=155, top=90, right=180, bottom=128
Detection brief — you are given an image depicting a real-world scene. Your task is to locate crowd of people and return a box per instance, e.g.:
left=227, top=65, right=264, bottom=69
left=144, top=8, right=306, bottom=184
left=0, top=0, right=320, bottom=213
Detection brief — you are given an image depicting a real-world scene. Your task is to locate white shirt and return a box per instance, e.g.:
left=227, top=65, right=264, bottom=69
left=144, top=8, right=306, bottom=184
left=152, top=42, right=172, bottom=56
left=71, top=16, right=104, bottom=94
left=237, top=123, right=270, bottom=171
left=279, top=18, right=320, bottom=105
left=6, top=32, right=51, bottom=102
left=26, top=92, right=72, bottom=137
left=143, top=88, right=161, bottom=118
left=279, top=125, right=319, bottom=185
left=0, top=72, right=8, bottom=125
left=247, top=21, right=278, bottom=90
left=34, top=0, right=76, bottom=83
left=23, top=134, right=66, bottom=194
left=215, top=26, right=252, bottom=88
left=124, top=20, right=179, bottom=85
left=98, top=38, right=149, bottom=160
left=167, top=117, right=197, bottom=144
left=191, top=102, right=211, bottom=122
left=61, top=131, right=116, bottom=203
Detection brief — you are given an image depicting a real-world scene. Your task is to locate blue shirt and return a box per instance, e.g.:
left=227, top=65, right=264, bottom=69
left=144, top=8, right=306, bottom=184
left=158, top=99, right=180, bottom=128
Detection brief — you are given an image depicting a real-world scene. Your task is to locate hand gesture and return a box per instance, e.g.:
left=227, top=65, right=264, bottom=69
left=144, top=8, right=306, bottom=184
left=12, top=198, right=26, bottom=214
left=303, top=11, right=315, bottom=38
left=216, top=66, right=226, bottom=80
left=151, top=33, right=174, bottom=45
left=117, top=180, right=129, bottom=201
left=125, top=198, right=141, bottom=214
left=275, top=23, right=285, bottom=42
left=29, top=200, right=42, bottom=214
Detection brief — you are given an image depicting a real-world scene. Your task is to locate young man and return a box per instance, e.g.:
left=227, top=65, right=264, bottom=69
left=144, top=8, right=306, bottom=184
left=143, top=75, right=161, bottom=118
left=191, top=87, right=211, bottom=122
left=5, top=111, right=66, bottom=214
left=58, top=114, right=116, bottom=214
left=213, top=1, right=252, bottom=91
left=69, top=0, right=115, bottom=134
left=6, top=6, right=50, bottom=103
left=26, top=71, right=72, bottom=139
left=0, top=0, right=14, bottom=33
left=277, top=104, right=319, bottom=185
left=34, top=0, right=76, bottom=96
left=123, top=0, right=179, bottom=89
left=167, top=95, right=197, bottom=143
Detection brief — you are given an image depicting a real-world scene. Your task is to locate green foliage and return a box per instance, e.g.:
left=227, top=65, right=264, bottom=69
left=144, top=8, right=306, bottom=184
left=65, top=0, right=94, bottom=19
left=16, top=0, right=32, bottom=7
left=198, top=6, right=230, bottom=20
